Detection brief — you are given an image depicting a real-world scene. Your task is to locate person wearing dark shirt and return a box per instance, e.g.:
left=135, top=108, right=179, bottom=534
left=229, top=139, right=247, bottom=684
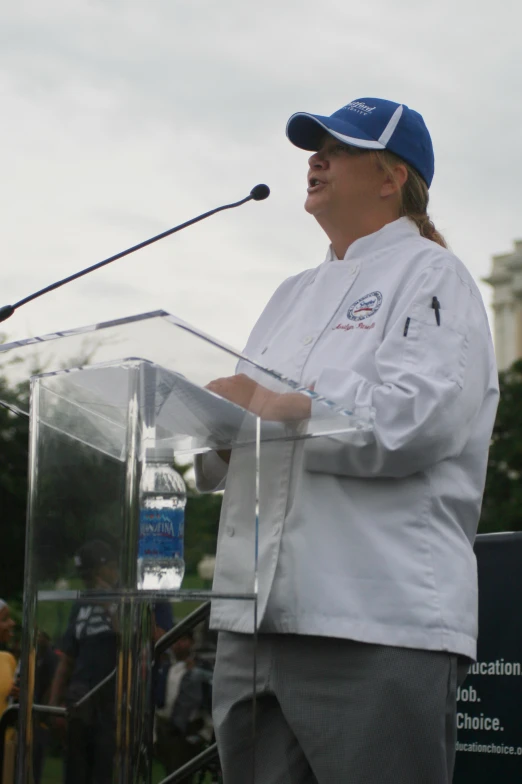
left=31, top=631, right=59, bottom=784
left=154, top=631, right=213, bottom=776
left=49, top=540, right=119, bottom=784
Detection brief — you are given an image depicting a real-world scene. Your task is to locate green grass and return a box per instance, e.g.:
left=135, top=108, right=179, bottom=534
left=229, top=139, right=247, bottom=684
left=40, top=752, right=216, bottom=783
left=40, top=753, right=197, bottom=784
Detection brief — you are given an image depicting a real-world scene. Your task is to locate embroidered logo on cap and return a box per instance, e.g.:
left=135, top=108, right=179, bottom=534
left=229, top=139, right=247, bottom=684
left=347, top=291, right=383, bottom=321
left=344, top=101, right=376, bottom=115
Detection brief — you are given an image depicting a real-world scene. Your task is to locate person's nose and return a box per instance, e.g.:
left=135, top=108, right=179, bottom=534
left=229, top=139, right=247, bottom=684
left=308, top=150, right=328, bottom=170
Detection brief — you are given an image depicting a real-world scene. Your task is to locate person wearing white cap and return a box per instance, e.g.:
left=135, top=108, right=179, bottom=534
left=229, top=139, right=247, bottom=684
left=198, top=98, right=499, bottom=783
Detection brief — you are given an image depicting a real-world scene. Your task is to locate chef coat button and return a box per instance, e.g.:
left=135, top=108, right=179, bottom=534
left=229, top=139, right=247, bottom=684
left=226, top=525, right=235, bottom=537
left=303, top=336, right=314, bottom=346
left=272, top=523, right=281, bottom=536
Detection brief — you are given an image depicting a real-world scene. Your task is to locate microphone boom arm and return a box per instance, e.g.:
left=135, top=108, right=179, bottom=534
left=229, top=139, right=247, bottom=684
left=0, top=184, right=269, bottom=324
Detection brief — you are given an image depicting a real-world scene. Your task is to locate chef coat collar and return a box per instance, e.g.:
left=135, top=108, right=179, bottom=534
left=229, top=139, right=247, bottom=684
left=325, top=217, right=420, bottom=263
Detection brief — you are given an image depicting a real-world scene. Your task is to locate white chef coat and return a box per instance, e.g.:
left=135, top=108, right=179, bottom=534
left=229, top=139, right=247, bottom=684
left=196, top=217, right=499, bottom=660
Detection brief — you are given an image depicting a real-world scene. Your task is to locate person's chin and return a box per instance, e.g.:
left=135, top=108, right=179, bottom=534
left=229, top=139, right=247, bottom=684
left=304, top=193, right=325, bottom=215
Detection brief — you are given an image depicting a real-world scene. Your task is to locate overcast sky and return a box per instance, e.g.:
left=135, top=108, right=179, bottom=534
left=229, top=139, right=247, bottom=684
left=1, top=0, right=521, bottom=360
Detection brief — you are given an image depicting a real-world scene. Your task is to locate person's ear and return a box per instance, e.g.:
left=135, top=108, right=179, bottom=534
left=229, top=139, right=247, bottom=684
left=380, top=164, right=408, bottom=198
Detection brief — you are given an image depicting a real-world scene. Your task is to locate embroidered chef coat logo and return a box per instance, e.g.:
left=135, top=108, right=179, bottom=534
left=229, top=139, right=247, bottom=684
left=347, top=291, right=383, bottom=321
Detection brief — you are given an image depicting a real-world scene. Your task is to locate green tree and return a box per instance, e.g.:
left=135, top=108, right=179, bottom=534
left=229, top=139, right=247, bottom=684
left=479, top=359, right=522, bottom=534
left=0, top=357, right=222, bottom=600
left=0, top=371, right=29, bottom=600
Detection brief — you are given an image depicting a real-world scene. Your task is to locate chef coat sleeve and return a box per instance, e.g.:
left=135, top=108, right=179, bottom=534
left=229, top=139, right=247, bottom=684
left=194, top=452, right=228, bottom=493
left=192, top=281, right=295, bottom=495
left=304, top=260, right=498, bottom=479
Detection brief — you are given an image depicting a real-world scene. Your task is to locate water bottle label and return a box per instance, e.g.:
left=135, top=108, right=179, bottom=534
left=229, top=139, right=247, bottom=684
left=138, top=507, right=184, bottom=559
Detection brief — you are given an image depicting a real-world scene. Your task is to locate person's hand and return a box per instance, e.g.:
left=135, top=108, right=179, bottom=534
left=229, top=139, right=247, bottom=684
left=259, top=392, right=312, bottom=422
left=206, top=374, right=272, bottom=415
left=206, top=374, right=311, bottom=422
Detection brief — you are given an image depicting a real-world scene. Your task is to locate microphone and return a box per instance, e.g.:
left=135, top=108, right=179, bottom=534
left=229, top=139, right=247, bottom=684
left=250, top=184, right=270, bottom=201
left=0, top=184, right=270, bottom=324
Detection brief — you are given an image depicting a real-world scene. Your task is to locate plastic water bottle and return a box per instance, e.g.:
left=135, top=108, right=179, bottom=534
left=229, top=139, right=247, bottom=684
left=137, top=451, right=186, bottom=590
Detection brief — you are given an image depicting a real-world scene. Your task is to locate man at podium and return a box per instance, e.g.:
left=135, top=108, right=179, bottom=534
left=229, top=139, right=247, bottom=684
left=197, top=97, right=499, bottom=783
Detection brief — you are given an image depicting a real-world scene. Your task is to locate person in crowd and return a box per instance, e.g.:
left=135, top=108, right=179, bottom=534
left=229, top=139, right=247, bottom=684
left=0, top=600, right=16, bottom=716
left=196, top=97, right=499, bottom=783
left=153, top=600, right=175, bottom=644
left=47, top=537, right=175, bottom=783
left=154, top=629, right=213, bottom=776
left=1, top=600, right=59, bottom=784
left=31, top=631, right=60, bottom=784
left=0, top=600, right=18, bottom=784
left=49, top=540, right=119, bottom=784
left=9, top=628, right=61, bottom=784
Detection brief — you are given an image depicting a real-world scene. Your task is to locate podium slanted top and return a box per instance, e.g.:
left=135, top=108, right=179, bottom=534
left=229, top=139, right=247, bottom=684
left=0, top=310, right=373, bottom=458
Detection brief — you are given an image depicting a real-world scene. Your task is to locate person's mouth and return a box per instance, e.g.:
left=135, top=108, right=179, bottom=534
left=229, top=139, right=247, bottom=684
left=307, top=176, right=327, bottom=194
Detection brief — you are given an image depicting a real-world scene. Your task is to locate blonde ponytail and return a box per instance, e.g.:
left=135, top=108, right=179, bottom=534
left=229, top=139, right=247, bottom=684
left=408, top=213, right=447, bottom=248
left=374, top=150, right=447, bottom=249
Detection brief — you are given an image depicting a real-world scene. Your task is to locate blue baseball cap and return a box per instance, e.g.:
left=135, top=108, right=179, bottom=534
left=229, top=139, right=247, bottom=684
left=286, top=97, right=434, bottom=188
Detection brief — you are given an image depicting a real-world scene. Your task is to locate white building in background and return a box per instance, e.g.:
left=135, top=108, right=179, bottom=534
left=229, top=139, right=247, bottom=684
left=483, top=239, right=522, bottom=371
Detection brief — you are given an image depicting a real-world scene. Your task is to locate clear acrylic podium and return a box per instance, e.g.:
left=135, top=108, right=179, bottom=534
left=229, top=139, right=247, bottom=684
left=0, top=310, right=373, bottom=783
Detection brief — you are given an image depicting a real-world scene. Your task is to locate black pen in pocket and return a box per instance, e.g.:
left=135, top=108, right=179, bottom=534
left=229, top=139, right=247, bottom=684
left=432, top=296, right=441, bottom=326
left=403, top=317, right=411, bottom=337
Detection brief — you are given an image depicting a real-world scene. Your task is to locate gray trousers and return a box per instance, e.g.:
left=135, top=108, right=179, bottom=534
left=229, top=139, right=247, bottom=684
left=213, top=632, right=468, bottom=784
